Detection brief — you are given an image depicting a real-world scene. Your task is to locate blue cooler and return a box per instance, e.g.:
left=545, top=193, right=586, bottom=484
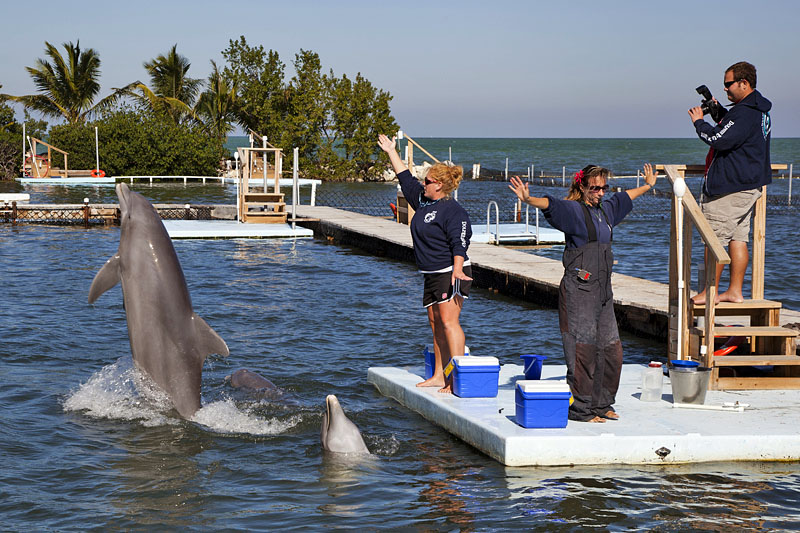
left=451, top=356, right=499, bottom=398
left=515, top=380, right=572, bottom=428
left=424, top=344, right=470, bottom=379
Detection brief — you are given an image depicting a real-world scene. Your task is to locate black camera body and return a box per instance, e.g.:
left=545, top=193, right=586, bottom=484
left=695, top=85, right=728, bottom=124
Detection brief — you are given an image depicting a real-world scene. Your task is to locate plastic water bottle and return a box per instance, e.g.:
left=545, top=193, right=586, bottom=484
left=640, top=361, right=664, bottom=402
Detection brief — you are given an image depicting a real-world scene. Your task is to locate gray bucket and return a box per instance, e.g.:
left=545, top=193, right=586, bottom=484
left=669, top=367, right=711, bottom=404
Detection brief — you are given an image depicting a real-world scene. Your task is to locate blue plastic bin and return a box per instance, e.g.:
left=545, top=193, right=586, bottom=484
left=515, top=380, right=571, bottom=428
left=424, top=344, right=470, bottom=379
left=520, top=354, right=547, bottom=380
left=452, top=356, right=499, bottom=398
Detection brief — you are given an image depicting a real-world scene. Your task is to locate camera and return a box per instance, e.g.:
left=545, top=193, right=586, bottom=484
left=695, top=85, right=728, bottom=124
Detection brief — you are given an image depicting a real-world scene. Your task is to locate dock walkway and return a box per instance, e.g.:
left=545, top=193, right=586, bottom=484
left=291, top=205, right=800, bottom=339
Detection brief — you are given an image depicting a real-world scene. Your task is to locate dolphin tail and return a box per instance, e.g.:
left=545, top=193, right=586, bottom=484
left=191, top=312, right=230, bottom=361
left=88, top=254, right=121, bottom=303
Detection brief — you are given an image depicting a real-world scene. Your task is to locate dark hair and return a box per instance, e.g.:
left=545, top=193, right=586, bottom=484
left=726, top=61, right=757, bottom=89
left=566, top=164, right=611, bottom=201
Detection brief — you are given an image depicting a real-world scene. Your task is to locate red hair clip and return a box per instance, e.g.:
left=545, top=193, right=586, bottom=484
left=574, top=170, right=584, bottom=183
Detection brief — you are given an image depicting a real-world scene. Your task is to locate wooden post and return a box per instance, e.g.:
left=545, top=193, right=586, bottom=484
left=11, top=201, right=17, bottom=226
left=751, top=185, right=767, bottom=299
left=703, top=255, right=718, bottom=367
left=83, top=200, right=90, bottom=228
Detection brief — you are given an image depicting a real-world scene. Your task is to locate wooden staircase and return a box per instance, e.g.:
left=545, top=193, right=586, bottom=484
left=664, top=164, right=799, bottom=391
left=237, top=144, right=287, bottom=224
left=690, top=300, right=800, bottom=389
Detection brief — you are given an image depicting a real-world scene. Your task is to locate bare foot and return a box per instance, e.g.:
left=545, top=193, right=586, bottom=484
left=437, top=383, right=453, bottom=394
left=601, top=410, right=619, bottom=420
left=717, top=290, right=744, bottom=303
left=587, top=416, right=606, bottom=423
left=417, top=376, right=445, bottom=388
left=691, top=292, right=707, bottom=305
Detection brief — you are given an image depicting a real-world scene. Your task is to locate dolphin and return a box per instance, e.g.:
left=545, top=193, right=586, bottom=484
left=227, top=369, right=278, bottom=391
left=320, top=395, right=370, bottom=455
left=88, top=182, right=229, bottom=418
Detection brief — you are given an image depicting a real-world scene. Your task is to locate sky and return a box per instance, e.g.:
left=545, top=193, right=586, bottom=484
left=1, top=0, right=798, bottom=138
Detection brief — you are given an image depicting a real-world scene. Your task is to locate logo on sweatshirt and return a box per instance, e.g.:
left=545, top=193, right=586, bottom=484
left=424, top=211, right=437, bottom=223
left=762, top=112, right=771, bottom=139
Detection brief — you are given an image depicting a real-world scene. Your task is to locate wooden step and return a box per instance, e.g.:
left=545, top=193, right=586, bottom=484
left=713, top=355, right=800, bottom=367
left=713, top=376, right=800, bottom=390
left=244, top=193, right=284, bottom=202
left=693, top=326, right=798, bottom=338
left=243, top=212, right=288, bottom=224
left=692, top=299, right=782, bottom=326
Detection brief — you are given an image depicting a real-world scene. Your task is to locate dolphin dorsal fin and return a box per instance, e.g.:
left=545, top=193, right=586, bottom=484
left=190, top=313, right=230, bottom=363
left=88, top=254, right=121, bottom=303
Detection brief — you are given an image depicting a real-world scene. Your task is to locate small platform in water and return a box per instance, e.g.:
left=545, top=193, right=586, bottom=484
left=163, top=220, right=313, bottom=239
left=17, top=176, right=115, bottom=185
left=368, top=363, right=800, bottom=466
left=470, top=223, right=565, bottom=245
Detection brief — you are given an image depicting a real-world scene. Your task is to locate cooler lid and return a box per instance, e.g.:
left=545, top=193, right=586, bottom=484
left=517, top=379, right=570, bottom=393
left=453, top=355, right=498, bottom=367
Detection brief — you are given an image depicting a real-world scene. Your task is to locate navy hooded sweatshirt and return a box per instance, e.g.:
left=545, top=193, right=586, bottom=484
left=694, top=89, right=772, bottom=197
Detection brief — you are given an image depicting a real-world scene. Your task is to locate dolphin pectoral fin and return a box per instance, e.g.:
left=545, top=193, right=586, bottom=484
left=191, top=313, right=230, bottom=361
left=88, top=254, right=121, bottom=303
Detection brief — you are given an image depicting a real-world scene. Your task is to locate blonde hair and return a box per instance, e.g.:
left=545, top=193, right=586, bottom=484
left=566, top=165, right=612, bottom=201
left=426, top=163, right=463, bottom=197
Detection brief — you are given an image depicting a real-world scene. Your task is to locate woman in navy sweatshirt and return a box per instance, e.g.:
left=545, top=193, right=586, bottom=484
left=378, top=134, right=472, bottom=394
left=509, top=165, right=656, bottom=423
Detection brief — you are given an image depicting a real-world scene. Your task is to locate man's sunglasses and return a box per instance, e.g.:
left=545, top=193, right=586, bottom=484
left=724, top=79, right=740, bottom=89
left=587, top=185, right=609, bottom=192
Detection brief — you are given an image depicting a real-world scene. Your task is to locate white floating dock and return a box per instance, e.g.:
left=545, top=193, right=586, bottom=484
left=368, top=363, right=800, bottom=466
left=163, top=220, right=313, bottom=239
left=470, top=223, right=565, bottom=244
left=17, top=176, right=115, bottom=185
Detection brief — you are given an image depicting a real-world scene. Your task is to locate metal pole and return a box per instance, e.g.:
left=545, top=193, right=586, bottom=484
left=562, top=166, right=566, bottom=186
left=505, top=158, right=509, bottom=180
left=21, top=123, right=25, bottom=175
left=234, top=152, right=240, bottom=223
left=262, top=136, right=268, bottom=193
left=95, top=126, right=100, bottom=173
left=449, top=146, right=452, bottom=162
left=292, top=147, right=298, bottom=230
left=789, top=164, right=793, bottom=207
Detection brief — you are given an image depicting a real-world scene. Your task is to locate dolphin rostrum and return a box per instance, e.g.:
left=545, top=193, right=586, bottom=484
left=320, top=395, right=371, bottom=454
left=88, top=182, right=229, bottom=418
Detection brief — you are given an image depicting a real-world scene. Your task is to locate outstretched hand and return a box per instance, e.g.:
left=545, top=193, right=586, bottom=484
left=377, top=134, right=396, bottom=154
left=643, top=163, right=657, bottom=187
left=508, top=176, right=530, bottom=203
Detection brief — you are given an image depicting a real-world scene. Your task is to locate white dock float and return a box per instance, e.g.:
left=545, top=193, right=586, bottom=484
left=470, top=223, right=565, bottom=245
left=163, top=220, right=313, bottom=239
left=1, top=193, right=30, bottom=203
left=368, top=363, right=800, bottom=466
left=17, top=176, right=115, bottom=185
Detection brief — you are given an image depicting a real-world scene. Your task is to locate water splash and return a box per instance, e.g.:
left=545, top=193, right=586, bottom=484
left=191, top=399, right=301, bottom=435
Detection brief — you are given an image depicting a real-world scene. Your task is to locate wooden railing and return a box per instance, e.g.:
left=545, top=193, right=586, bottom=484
left=27, top=137, right=69, bottom=178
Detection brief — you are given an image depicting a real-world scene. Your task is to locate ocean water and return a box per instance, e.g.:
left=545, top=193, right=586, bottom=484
left=2, top=138, right=800, bottom=530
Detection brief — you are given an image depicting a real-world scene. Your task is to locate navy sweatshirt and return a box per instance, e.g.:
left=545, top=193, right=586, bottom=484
left=542, top=193, right=633, bottom=248
left=694, top=89, right=772, bottom=197
left=397, top=169, right=471, bottom=272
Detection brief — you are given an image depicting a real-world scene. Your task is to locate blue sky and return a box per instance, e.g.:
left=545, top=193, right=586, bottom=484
left=2, top=0, right=798, bottom=137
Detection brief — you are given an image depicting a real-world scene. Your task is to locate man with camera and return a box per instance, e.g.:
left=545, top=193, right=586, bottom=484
left=688, top=61, right=772, bottom=305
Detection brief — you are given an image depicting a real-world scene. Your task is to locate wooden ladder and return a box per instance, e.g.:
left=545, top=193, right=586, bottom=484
left=238, top=146, right=287, bottom=224
left=690, top=299, right=800, bottom=389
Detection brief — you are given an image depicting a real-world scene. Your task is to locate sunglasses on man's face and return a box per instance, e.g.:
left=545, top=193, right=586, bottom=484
left=724, top=79, right=739, bottom=89
left=587, top=185, right=609, bottom=192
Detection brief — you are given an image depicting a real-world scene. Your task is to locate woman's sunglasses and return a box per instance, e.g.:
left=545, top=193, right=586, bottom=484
left=424, top=178, right=438, bottom=186
left=587, top=185, right=609, bottom=192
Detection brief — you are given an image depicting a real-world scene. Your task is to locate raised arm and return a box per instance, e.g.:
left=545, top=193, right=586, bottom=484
left=508, top=176, right=549, bottom=210
left=377, top=134, right=408, bottom=176
left=626, top=163, right=657, bottom=201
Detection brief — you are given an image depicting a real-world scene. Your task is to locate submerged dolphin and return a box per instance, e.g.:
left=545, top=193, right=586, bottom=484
left=320, top=395, right=370, bottom=455
left=88, top=182, right=229, bottom=418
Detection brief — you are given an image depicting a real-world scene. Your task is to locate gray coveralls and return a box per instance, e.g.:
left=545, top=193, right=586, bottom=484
left=559, top=204, right=624, bottom=421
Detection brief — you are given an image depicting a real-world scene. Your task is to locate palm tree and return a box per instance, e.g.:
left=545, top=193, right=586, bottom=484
left=195, top=61, right=239, bottom=145
left=0, top=41, right=133, bottom=124
left=129, top=44, right=201, bottom=124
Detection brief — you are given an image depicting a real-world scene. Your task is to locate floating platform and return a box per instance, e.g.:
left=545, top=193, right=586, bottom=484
left=470, top=223, right=565, bottom=245
left=163, top=219, right=313, bottom=239
left=368, top=363, right=800, bottom=466
left=17, top=176, right=115, bottom=185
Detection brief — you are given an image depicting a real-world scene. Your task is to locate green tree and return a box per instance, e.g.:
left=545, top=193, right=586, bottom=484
left=221, top=36, right=286, bottom=141
left=0, top=41, right=132, bottom=124
left=127, top=44, right=201, bottom=124
left=195, top=60, right=239, bottom=153
left=48, top=106, right=221, bottom=176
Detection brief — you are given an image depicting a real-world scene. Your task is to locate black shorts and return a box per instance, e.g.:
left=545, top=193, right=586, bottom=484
left=422, top=266, right=472, bottom=308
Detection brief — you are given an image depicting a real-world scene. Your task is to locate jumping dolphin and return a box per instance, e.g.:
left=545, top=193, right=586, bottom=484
left=320, top=395, right=370, bottom=455
left=88, top=182, right=229, bottom=418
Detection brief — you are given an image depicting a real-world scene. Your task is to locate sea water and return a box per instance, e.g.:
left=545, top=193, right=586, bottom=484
left=2, top=138, right=800, bottom=529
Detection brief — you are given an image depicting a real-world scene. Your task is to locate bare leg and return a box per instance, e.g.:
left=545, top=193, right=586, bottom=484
left=718, top=240, right=748, bottom=303
left=691, top=246, right=724, bottom=305
left=417, top=306, right=448, bottom=388
left=435, top=295, right=465, bottom=394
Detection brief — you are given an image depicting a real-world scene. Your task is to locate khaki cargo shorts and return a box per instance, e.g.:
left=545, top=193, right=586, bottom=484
left=700, top=188, right=762, bottom=246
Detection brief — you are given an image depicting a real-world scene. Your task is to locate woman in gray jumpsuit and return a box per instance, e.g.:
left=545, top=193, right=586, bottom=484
left=509, top=164, right=657, bottom=423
